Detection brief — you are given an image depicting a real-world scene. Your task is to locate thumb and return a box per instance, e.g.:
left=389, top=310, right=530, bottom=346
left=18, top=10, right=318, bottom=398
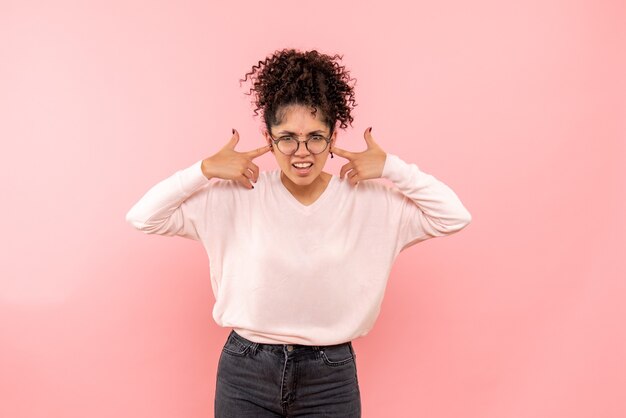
left=364, top=126, right=376, bottom=147
left=226, top=128, right=239, bottom=149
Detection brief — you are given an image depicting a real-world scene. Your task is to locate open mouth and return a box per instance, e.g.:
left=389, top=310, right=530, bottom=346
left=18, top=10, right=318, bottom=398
left=292, top=162, right=313, bottom=174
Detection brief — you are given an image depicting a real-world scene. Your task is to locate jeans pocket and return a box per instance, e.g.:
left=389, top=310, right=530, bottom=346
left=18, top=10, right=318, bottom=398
left=319, top=343, right=355, bottom=367
left=222, top=332, right=253, bottom=357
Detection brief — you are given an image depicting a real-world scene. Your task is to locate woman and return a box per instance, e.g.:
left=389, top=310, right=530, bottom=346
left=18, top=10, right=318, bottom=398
left=126, top=48, right=472, bottom=417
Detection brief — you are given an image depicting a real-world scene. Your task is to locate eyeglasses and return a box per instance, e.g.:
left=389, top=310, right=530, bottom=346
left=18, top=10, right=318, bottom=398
left=268, top=127, right=334, bottom=156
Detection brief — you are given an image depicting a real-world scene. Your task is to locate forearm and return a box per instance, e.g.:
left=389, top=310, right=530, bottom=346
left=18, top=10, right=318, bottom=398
left=125, top=159, right=210, bottom=236
left=381, top=153, right=472, bottom=235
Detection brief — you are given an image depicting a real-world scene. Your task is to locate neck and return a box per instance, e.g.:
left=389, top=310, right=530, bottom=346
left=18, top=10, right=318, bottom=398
left=280, top=171, right=331, bottom=198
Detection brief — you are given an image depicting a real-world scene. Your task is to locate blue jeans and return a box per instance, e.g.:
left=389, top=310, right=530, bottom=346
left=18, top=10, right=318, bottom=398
left=215, top=329, right=362, bottom=417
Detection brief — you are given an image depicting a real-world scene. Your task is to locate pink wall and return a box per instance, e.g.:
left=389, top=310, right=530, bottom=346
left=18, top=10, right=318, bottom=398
left=1, top=1, right=624, bottom=417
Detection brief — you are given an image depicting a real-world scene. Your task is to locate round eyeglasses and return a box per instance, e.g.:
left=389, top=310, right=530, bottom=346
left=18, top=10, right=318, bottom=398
left=268, top=128, right=334, bottom=156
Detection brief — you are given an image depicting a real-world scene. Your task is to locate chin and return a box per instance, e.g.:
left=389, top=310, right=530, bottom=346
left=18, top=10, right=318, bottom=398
left=283, top=167, right=320, bottom=183
left=289, top=173, right=317, bottom=183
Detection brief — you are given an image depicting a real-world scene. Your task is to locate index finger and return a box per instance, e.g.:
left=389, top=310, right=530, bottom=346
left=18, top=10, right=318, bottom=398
left=330, top=145, right=355, bottom=159
left=246, top=144, right=273, bottom=159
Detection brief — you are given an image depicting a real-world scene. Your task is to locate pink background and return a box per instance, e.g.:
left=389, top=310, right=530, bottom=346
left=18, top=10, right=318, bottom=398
left=1, top=1, right=625, bottom=417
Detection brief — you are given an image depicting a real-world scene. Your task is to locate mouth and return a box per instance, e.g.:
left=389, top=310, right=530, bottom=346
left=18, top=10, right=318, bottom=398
left=291, top=162, right=314, bottom=175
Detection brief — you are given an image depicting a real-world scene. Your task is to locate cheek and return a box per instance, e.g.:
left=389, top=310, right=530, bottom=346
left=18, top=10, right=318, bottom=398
left=315, top=153, right=329, bottom=165
left=277, top=156, right=291, bottom=168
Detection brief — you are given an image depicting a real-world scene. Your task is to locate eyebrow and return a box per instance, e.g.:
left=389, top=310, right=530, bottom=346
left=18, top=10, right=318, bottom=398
left=277, top=130, right=326, bottom=135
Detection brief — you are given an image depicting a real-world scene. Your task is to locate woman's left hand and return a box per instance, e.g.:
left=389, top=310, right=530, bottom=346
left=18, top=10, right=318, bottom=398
left=330, top=127, right=387, bottom=186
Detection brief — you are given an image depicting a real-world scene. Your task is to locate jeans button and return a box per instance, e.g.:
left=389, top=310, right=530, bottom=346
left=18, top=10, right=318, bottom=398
left=286, top=345, right=294, bottom=352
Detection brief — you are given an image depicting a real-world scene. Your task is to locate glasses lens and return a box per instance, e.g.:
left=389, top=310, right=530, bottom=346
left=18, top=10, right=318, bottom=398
left=277, top=139, right=298, bottom=154
left=307, top=138, right=328, bottom=154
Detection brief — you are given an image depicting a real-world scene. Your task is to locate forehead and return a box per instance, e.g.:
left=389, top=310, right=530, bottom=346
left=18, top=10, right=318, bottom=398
left=274, top=105, right=328, bottom=132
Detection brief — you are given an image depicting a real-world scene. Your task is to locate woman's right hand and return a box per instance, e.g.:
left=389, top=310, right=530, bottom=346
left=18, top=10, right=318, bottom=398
left=201, top=129, right=272, bottom=189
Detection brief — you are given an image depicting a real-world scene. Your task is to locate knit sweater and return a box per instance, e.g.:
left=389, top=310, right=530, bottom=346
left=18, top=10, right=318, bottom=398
left=125, top=153, right=472, bottom=345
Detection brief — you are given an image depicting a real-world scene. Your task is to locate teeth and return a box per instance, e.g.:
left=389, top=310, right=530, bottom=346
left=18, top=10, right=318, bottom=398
left=293, top=163, right=313, bottom=168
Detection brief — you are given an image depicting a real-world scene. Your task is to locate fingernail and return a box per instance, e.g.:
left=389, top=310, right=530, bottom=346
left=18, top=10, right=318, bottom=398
left=251, top=185, right=254, bottom=189
left=369, top=127, right=373, bottom=133
left=232, top=128, right=235, bottom=134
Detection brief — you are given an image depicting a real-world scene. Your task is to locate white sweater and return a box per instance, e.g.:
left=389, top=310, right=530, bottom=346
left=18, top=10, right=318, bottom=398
left=125, top=153, right=472, bottom=345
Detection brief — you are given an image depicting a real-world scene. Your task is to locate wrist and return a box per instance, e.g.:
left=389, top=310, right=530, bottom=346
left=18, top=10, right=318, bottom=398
left=201, top=159, right=213, bottom=180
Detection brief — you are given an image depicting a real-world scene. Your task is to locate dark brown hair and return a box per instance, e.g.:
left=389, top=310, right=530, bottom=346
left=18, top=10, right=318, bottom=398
left=239, top=48, right=358, bottom=135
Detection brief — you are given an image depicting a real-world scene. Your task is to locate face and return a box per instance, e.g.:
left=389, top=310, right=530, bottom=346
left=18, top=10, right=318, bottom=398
left=264, top=104, right=337, bottom=188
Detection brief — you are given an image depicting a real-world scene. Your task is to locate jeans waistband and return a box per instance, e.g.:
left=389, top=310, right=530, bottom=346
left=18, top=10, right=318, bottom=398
left=229, top=329, right=352, bottom=355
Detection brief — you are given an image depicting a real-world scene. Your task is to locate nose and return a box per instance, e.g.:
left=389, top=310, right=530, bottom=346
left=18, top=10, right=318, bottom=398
left=294, top=140, right=312, bottom=157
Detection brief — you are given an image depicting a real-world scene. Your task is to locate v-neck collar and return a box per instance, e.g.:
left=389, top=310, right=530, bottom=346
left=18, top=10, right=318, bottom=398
left=274, top=170, right=338, bottom=215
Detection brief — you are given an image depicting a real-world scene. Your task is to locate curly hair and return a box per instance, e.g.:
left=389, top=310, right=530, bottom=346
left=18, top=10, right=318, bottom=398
left=239, top=48, right=358, bottom=135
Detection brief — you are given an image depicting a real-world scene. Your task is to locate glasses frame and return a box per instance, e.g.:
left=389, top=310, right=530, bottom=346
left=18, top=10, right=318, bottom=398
left=268, top=126, right=335, bottom=156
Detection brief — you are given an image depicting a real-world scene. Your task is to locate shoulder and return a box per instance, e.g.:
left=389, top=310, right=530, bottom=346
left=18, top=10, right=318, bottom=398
left=335, top=176, right=395, bottom=195
left=333, top=176, right=408, bottom=210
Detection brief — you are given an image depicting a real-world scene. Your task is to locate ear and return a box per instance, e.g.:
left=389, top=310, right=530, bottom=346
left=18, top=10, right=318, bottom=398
left=264, top=131, right=274, bottom=151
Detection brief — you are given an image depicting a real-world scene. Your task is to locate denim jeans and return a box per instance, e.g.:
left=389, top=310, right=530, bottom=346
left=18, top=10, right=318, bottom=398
left=215, top=329, right=362, bottom=417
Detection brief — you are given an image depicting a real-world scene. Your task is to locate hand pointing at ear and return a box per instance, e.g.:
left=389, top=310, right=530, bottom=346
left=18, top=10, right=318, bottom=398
left=331, top=127, right=387, bottom=187
left=201, top=128, right=272, bottom=189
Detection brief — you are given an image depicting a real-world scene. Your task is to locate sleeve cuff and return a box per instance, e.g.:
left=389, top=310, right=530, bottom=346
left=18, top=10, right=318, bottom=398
left=177, top=159, right=211, bottom=194
left=382, top=153, right=419, bottom=183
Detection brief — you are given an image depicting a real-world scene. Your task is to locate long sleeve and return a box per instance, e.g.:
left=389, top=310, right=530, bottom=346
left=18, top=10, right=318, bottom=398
left=381, top=153, right=472, bottom=252
left=125, top=159, right=211, bottom=241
